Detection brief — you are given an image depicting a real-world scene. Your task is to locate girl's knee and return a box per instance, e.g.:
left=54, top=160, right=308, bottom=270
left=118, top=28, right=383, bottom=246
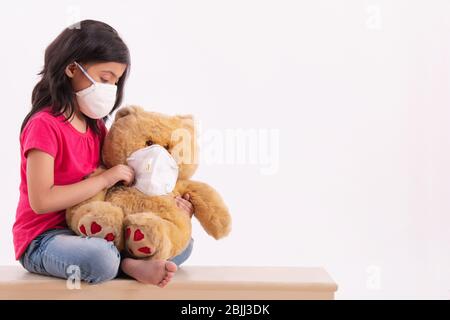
left=170, top=238, right=194, bottom=267
left=79, top=239, right=121, bottom=284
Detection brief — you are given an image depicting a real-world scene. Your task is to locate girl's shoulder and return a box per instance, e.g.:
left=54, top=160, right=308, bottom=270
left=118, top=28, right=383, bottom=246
left=27, top=106, right=63, bottom=124
left=21, top=106, right=63, bottom=139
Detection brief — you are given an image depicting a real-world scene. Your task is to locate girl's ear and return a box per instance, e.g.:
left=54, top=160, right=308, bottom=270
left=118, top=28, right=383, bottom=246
left=65, top=63, right=77, bottom=78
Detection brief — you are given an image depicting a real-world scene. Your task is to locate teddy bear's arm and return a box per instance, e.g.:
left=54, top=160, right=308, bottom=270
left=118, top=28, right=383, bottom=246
left=174, top=180, right=232, bottom=239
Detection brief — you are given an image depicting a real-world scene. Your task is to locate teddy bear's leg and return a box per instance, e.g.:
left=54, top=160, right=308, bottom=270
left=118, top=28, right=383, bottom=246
left=123, top=211, right=192, bottom=260
left=68, top=201, right=125, bottom=251
left=174, top=180, right=232, bottom=239
left=66, top=166, right=110, bottom=234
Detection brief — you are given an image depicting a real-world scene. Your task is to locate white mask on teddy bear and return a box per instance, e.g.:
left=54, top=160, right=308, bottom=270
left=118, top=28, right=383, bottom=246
left=126, top=144, right=179, bottom=196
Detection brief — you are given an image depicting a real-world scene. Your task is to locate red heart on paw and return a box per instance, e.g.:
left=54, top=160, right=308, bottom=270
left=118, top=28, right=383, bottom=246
left=104, top=233, right=115, bottom=242
left=138, top=246, right=152, bottom=254
left=134, top=229, right=145, bottom=241
left=90, top=221, right=102, bottom=234
left=125, top=227, right=131, bottom=240
left=79, top=225, right=87, bottom=236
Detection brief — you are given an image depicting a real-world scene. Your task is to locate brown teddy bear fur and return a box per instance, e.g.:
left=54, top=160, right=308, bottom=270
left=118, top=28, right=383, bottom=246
left=66, top=106, right=231, bottom=260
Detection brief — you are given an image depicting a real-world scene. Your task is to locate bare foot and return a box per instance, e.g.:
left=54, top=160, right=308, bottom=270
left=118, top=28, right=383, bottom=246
left=121, top=258, right=177, bottom=287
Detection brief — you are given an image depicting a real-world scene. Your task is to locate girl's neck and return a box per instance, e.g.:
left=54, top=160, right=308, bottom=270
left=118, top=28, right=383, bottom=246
left=64, top=107, right=88, bottom=133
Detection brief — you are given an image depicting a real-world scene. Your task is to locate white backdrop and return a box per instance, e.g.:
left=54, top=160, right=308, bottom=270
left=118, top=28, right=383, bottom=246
left=1, top=0, right=449, bottom=299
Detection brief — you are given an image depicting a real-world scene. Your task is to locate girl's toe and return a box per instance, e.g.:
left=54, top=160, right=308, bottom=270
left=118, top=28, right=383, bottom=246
left=165, top=261, right=177, bottom=273
left=167, top=271, right=175, bottom=278
left=159, top=280, right=168, bottom=288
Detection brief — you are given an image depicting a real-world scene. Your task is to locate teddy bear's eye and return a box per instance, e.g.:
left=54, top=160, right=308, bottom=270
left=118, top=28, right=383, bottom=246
left=164, top=145, right=170, bottom=150
left=145, top=140, right=153, bottom=146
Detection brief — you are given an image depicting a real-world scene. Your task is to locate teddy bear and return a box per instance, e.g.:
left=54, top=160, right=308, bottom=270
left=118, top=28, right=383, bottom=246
left=65, top=105, right=232, bottom=260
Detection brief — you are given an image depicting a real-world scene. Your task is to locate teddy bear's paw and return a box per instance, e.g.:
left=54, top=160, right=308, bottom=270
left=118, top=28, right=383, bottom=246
left=205, top=213, right=232, bottom=240
left=76, top=203, right=123, bottom=246
left=124, top=225, right=156, bottom=258
left=124, top=213, right=173, bottom=260
left=78, top=215, right=119, bottom=243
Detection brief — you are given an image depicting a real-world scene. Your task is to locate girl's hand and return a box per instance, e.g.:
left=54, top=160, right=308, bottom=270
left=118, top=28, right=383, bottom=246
left=175, top=193, right=194, bottom=218
left=101, top=164, right=135, bottom=188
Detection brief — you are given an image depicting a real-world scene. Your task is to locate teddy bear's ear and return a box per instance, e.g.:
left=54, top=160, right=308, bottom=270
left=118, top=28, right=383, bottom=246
left=114, top=105, right=144, bottom=121
left=177, top=114, right=193, bottom=120
left=177, top=114, right=195, bottom=129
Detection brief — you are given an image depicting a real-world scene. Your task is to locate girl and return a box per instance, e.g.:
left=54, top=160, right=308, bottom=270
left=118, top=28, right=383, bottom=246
left=13, top=20, right=194, bottom=287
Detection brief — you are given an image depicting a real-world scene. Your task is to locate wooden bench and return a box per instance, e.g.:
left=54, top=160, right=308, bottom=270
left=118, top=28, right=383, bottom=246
left=0, top=266, right=338, bottom=300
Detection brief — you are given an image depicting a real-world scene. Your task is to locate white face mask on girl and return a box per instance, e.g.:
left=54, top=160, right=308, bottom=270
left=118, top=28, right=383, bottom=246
left=126, top=144, right=179, bottom=196
left=74, top=61, right=117, bottom=119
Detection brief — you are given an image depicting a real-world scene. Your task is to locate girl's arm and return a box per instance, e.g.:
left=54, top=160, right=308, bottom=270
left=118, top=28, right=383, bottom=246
left=27, top=149, right=134, bottom=214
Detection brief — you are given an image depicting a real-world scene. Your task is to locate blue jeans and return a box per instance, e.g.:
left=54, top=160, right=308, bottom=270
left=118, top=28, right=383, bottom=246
left=19, top=228, right=194, bottom=284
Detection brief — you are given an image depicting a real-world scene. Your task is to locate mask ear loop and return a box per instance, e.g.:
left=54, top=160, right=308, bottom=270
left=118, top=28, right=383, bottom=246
left=74, top=61, right=96, bottom=85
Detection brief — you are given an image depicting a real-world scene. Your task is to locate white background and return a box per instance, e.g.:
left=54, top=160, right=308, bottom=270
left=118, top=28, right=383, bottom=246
left=1, top=0, right=449, bottom=299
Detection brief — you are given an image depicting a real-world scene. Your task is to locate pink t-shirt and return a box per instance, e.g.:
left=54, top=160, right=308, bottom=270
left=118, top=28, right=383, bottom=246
left=13, top=106, right=107, bottom=260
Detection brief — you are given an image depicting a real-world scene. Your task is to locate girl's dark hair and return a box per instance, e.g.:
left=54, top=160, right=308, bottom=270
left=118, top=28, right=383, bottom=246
left=21, top=19, right=131, bottom=135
